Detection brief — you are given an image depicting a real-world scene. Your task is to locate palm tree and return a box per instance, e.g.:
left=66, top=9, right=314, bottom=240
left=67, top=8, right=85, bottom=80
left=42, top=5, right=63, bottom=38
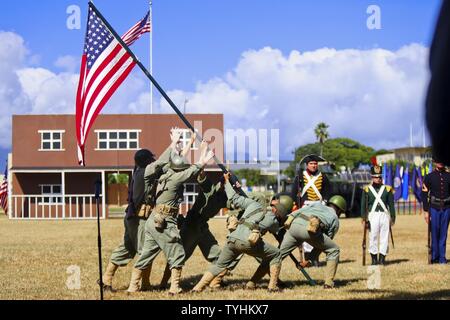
left=314, top=122, right=330, bottom=157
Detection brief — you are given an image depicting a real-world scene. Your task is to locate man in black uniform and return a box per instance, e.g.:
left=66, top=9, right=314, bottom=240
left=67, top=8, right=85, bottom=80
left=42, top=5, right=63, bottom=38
left=290, top=154, right=331, bottom=265
left=422, top=156, right=450, bottom=264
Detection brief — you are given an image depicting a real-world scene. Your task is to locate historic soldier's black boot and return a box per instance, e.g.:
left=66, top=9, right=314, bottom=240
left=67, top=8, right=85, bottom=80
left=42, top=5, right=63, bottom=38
left=371, top=254, right=378, bottom=265
left=379, top=254, right=386, bottom=266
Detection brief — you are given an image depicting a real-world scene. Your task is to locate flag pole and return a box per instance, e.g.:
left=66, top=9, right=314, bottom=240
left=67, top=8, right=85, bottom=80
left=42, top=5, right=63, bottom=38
left=149, top=1, right=153, bottom=114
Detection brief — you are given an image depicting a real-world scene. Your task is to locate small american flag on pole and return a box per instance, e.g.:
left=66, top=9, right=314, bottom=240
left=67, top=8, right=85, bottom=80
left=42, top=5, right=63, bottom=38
left=122, top=11, right=151, bottom=46
left=76, top=4, right=137, bottom=166
left=0, top=164, right=8, bottom=215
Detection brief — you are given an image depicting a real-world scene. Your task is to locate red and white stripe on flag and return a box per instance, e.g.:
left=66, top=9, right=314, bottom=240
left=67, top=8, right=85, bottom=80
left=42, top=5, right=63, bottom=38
left=0, top=171, right=7, bottom=215
left=76, top=4, right=137, bottom=166
left=121, top=11, right=151, bottom=47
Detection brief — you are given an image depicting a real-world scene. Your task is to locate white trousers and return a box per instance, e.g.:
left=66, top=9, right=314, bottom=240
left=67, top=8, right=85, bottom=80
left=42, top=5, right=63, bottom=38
left=368, top=211, right=391, bottom=255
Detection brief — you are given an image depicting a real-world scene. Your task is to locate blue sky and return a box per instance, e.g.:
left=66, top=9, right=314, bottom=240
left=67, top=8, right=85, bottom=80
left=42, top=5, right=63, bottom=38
left=0, top=0, right=444, bottom=163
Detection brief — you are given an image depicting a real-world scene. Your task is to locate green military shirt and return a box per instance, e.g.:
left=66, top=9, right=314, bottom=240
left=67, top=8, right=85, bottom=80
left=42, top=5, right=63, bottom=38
left=155, top=164, right=202, bottom=208
left=224, top=182, right=280, bottom=242
left=191, top=175, right=227, bottom=221
left=360, top=183, right=396, bottom=222
left=289, top=202, right=340, bottom=239
left=143, top=146, right=173, bottom=196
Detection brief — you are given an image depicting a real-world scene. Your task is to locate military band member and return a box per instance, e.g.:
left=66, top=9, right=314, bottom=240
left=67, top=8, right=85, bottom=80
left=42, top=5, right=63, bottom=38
left=126, top=140, right=214, bottom=295
left=361, top=165, right=396, bottom=266
left=192, top=173, right=289, bottom=292
left=422, top=157, right=450, bottom=264
left=291, top=154, right=331, bottom=208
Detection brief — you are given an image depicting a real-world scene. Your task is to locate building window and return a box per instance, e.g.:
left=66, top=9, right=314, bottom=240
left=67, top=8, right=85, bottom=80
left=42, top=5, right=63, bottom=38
left=183, top=183, right=198, bottom=204
left=95, top=130, right=141, bottom=150
left=39, top=185, right=62, bottom=205
left=38, top=130, right=65, bottom=151
left=172, top=128, right=198, bottom=151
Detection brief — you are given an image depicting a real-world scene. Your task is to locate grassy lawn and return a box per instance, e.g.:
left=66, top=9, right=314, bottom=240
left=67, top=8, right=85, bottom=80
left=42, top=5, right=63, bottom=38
left=0, top=213, right=449, bottom=300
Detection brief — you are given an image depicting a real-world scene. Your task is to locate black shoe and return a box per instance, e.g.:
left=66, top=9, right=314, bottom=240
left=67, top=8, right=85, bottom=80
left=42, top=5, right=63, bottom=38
left=371, top=254, right=378, bottom=265
left=379, top=254, right=386, bottom=265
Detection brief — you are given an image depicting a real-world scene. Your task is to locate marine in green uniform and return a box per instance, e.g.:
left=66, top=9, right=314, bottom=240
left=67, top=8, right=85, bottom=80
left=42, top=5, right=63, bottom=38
left=127, top=140, right=215, bottom=295
left=280, top=196, right=346, bottom=289
left=158, top=170, right=230, bottom=289
left=192, top=173, right=290, bottom=292
left=101, top=149, right=156, bottom=292
left=361, top=165, right=396, bottom=265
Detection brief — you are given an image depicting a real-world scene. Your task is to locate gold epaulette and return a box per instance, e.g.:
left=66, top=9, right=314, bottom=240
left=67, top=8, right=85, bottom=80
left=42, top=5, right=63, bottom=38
left=385, top=185, right=393, bottom=193
left=363, top=185, right=370, bottom=193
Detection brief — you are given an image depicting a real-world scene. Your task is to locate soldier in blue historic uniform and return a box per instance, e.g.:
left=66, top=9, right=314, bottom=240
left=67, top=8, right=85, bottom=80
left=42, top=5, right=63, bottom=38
left=422, top=156, right=450, bottom=264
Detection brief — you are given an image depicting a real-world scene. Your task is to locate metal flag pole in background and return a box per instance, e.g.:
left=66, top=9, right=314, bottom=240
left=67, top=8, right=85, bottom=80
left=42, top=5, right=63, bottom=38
left=95, top=179, right=103, bottom=300
left=149, top=0, right=153, bottom=114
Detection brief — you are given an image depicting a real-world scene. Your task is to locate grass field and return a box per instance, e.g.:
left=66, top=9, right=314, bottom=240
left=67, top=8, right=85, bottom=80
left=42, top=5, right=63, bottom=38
left=0, top=212, right=449, bottom=300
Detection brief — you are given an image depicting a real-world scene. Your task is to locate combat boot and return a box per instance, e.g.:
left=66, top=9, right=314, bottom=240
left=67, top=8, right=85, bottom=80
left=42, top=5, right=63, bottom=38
left=191, top=271, right=215, bottom=293
left=267, top=264, right=281, bottom=292
left=324, top=260, right=338, bottom=289
left=246, top=264, right=269, bottom=289
left=102, top=262, right=119, bottom=292
left=168, top=268, right=183, bottom=295
left=209, top=268, right=228, bottom=289
left=371, top=254, right=378, bottom=265
left=127, top=268, right=143, bottom=293
left=159, top=264, right=171, bottom=290
left=379, top=254, right=386, bottom=266
left=141, top=265, right=152, bottom=291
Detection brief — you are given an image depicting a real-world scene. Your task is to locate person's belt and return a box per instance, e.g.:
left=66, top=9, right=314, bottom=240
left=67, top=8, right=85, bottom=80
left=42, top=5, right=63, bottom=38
left=298, top=213, right=311, bottom=222
left=430, top=196, right=450, bottom=206
left=239, top=220, right=259, bottom=230
left=154, top=204, right=179, bottom=217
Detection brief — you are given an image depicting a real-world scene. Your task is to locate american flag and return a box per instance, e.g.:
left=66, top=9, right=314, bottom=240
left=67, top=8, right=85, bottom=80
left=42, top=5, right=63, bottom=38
left=76, top=4, right=137, bottom=166
left=0, top=165, right=7, bottom=215
left=121, top=11, right=151, bottom=47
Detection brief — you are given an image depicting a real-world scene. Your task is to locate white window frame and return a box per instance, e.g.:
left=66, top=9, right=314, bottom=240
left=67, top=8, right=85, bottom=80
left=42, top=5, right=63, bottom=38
left=39, top=184, right=63, bottom=205
left=38, top=130, right=65, bottom=151
left=95, top=129, right=141, bottom=151
left=183, top=183, right=198, bottom=204
left=172, top=128, right=199, bottom=151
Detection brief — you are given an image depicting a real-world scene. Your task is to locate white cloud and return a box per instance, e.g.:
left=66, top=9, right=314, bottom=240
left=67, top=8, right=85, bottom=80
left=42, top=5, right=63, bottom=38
left=54, top=55, right=79, bottom=73
left=156, top=44, right=430, bottom=159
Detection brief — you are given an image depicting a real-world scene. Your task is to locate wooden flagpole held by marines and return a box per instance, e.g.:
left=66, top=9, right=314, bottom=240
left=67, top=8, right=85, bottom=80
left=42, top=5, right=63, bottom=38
left=89, top=1, right=313, bottom=283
